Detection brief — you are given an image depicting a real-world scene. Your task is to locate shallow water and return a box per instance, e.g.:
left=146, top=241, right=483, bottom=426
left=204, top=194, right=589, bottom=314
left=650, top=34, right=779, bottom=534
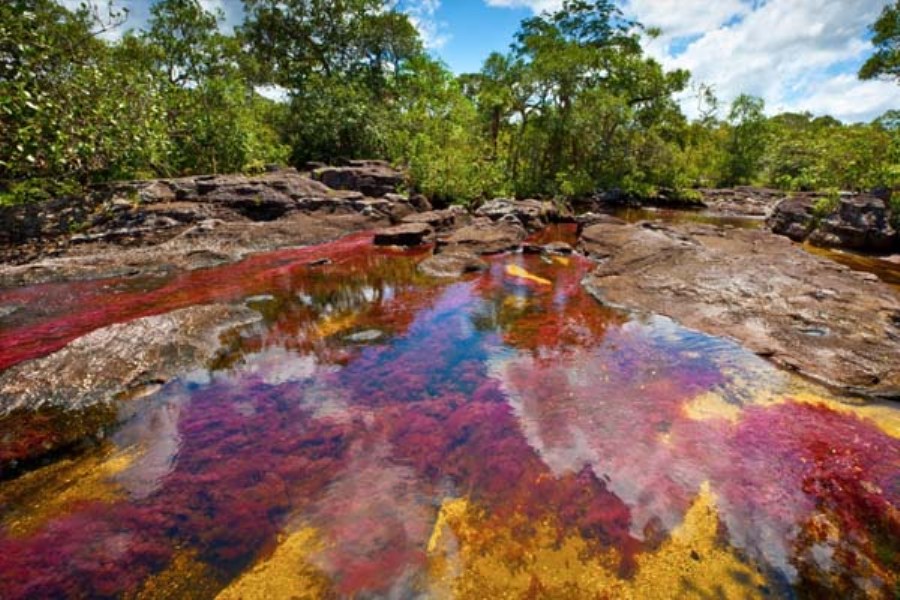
left=0, top=228, right=898, bottom=599
left=607, top=206, right=766, bottom=229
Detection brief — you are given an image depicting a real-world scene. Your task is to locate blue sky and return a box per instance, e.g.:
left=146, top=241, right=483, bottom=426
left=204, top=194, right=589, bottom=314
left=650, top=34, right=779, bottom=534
left=60, top=0, right=900, bottom=122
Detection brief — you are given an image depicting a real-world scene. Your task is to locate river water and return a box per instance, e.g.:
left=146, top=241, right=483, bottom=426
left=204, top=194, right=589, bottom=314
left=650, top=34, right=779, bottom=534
left=0, top=227, right=898, bottom=598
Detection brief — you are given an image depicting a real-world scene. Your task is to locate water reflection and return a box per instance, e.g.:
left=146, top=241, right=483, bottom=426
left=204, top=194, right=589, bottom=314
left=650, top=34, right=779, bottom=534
left=0, top=234, right=898, bottom=598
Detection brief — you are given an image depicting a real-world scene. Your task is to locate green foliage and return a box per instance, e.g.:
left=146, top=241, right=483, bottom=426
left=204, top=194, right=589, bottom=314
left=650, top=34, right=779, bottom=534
left=859, top=1, right=900, bottom=82
left=812, top=188, right=841, bottom=219
left=3, top=0, right=898, bottom=210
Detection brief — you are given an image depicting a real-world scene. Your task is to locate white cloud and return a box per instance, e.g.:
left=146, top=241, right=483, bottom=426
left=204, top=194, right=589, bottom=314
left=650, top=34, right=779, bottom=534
left=484, top=0, right=900, bottom=123
left=400, top=0, right=451, bottom=49
left=485, top=0, right=562, bottom=11
left=640, top=0, right=900, bottom=122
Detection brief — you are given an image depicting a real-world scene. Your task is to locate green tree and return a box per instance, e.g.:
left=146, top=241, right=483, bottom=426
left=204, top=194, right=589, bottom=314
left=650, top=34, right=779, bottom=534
left=859, top=1, right=900, bottom=82
left=723, top=94, right=767, bottom=185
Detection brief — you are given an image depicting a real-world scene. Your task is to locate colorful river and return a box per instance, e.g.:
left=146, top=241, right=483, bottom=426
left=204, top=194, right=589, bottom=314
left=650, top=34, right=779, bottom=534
left=0, top=227, right=898, bottom=598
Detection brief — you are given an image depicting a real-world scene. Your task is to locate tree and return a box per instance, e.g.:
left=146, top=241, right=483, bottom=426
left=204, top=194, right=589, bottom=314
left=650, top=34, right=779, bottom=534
left=723, top=94, right=767, bottom=185
left=859, top=1, right=900, bottom=82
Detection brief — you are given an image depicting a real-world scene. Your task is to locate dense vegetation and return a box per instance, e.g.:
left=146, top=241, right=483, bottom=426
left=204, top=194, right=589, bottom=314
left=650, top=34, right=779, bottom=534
left=2, top=0, right=899, bottom=205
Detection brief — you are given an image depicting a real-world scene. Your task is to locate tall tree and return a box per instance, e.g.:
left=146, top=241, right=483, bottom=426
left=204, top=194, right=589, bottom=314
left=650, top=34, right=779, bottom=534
left=859, top=1, right=900, bottom=82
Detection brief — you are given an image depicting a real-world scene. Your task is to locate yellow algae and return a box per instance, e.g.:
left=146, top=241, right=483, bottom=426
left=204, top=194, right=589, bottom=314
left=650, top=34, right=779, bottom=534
left=501, top=295, right=530, bottom=311
left=551, top=256, right=571, bottom=267
left=745, top=377, right=900, bottom=439
left=629, top=482, right=767, bottom=599
left=0, top=446, right=136, bottom=537
left=427, top=485, right=767, bottom=599
left=505, top=264, right=552, bottom=286
left=313, top=312, right=359, bottom=339
left=683, top=391, right=743, bottom=423
left=216, top=527, right=334, bottom=600
left=127, top=550, right=224, bottom=600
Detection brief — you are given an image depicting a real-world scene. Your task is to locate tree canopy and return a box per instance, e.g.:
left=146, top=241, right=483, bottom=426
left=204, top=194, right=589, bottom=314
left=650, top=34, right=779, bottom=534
left=1, top=0, right=898, bottom=206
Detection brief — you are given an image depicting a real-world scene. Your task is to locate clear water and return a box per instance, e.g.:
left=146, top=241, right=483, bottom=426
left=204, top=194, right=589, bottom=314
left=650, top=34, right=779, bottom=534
left=0, top=228, right=897, bottom=599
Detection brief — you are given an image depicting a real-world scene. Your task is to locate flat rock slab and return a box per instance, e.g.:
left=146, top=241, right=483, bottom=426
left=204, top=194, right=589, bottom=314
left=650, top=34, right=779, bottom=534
left=373, top=222, right=433, bottom=246
left=580, top=221, right=900, bottom=399
left=437, top=219, right=526, bottom=255
left=0, top=304, right=260, bottom=474
left=417, top=251, right=488, bottom=278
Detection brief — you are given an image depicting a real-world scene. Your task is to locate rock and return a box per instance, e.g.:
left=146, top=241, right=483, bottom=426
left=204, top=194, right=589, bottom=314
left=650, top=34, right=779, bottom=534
left=373, top=222, right=433, bottom=247
left=139, top=181, right=176, bottom=204
left=438, top=218, right=526, bottom=255
left=344, top=329, right=384, bottom=343
left=769, top=193, right=899, bottom=252
left=0, top=304, right=260, bottom=473
left=417, top=251, right=488, bottom=278
left=809, top=195, right=898, bottom=252
left=542, top=241, right=574, bottom=255
left=475, top=198, right=558, bottom=231
left=580, top=220, right=900, bottom=399
left=767, top=196, right=815, bottom=242
left=312, top=162, right=405, bottom=197
left=401, top=209, right=459, bottom=230
left=409, top=193, right=432, bottom=212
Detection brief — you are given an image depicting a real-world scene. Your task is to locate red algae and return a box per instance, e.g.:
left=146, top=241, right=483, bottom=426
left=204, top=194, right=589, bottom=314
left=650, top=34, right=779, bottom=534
left=1, top=230, right=899, bottom=598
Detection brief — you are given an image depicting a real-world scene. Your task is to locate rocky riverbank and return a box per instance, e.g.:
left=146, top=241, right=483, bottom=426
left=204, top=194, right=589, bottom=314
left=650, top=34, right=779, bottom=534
left=2, top=174, right=900, bottom=476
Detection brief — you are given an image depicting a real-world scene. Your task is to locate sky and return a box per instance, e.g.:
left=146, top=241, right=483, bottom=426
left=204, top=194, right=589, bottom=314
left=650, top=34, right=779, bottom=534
left=59, top=0, right=900, bottom=123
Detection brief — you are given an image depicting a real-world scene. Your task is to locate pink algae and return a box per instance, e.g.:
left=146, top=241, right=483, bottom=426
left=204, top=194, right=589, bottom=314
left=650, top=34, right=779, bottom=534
left=0, top=230, right=898, bottom=598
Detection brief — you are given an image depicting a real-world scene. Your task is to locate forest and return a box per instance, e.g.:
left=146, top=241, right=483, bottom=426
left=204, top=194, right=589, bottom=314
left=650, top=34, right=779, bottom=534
left=2, top=0, right=899, bottom=206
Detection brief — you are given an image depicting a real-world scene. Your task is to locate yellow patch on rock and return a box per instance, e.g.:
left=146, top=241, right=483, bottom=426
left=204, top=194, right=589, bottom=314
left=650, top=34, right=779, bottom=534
left=505, top=264, right=552, bottom=286
left=216, top=527, right=333, bottom=599
left=683, top=391, right=743, bottom=423
left=426, top=483, right=767, bottom=599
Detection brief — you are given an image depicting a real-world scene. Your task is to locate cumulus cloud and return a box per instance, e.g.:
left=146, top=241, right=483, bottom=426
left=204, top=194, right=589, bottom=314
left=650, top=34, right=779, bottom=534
left=399, top=0, right=451, bottom=49
left=485, top=0, right=900, bottom=123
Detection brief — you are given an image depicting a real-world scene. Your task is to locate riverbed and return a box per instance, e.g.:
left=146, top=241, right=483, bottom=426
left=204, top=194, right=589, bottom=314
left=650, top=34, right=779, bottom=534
left=0, top=226, right=898, bottom=598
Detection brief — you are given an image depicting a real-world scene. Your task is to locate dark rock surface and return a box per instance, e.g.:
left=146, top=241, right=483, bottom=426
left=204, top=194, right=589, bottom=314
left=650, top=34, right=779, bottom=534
left=373, top=222, right=433, bottom=247
left=768, top=193, right=898, bottom=253
left=0, top=168, right=425, bottom=286
left=311, top=160, right=405, bottom=197
left=579, top=220, right=900, bottom=399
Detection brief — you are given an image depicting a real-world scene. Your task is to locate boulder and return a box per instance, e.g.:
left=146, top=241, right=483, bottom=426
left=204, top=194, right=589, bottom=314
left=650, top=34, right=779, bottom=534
left=373, top=222, right=433, bottom=247
left=313, top=162, right=405, bottom=197
left=438, top=218, right=526, bottom=255
left=767, top=196, right=815, bottom=242
left=475, top=198, right=558, bottom=231
left=769, top=193, right=898, bottom=253
left=809, top=195, right=898, bottom=252
left=402, top=209, right=459, bottom=230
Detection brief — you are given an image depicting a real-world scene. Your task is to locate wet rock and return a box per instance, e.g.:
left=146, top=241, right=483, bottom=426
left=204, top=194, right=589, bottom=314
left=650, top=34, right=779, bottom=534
left=542, top=241, right=574, bottom=256
left=0, top=304, right=260, bottom=472
left=417, top=251, right=488, bottom=278
left=475, top=198, right=558, bottom=231
left=580, top=221, right=900, bottom=399
left=373, top=223, right=433, bottom=247
left=437, top=218, right=526, bottom=255
left=312, top=161, right=405, bottom=197
left=344, top=330, right=384, bottom=343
